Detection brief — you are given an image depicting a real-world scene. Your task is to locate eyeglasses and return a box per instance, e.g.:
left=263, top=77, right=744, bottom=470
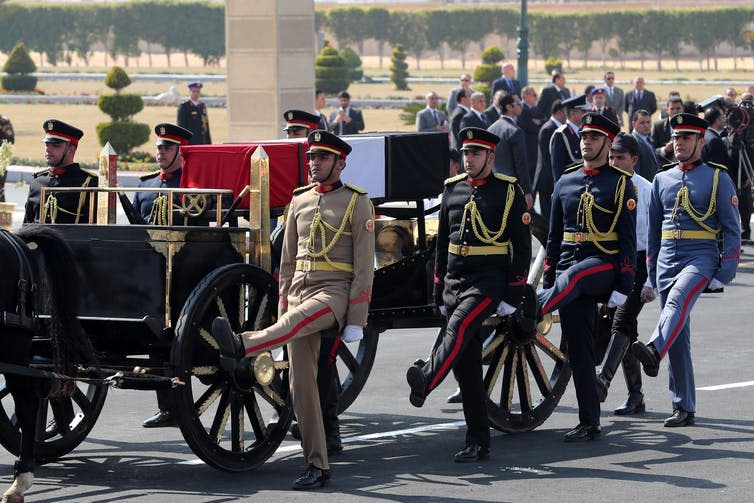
left=605, top=77, right=614, bottom=81
left=461, top=78, right=470, bottom=82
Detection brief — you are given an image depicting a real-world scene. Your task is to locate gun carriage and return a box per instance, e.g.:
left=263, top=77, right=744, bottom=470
left=0, top=132, right=569, bottom=472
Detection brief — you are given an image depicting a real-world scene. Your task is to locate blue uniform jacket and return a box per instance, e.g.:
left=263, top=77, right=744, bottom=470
left=544, top=162, right=637, bottom=295
left=133, top=169, right=182, bottom=221
left=647, top=161, right=740, bottom=291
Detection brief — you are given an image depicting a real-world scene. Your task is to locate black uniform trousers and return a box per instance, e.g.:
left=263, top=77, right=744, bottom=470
left=610, top=251, right=648, bottom=341
left=538, top=257, right=616, bottom=427
left=424, top=293, right=497, bottom=448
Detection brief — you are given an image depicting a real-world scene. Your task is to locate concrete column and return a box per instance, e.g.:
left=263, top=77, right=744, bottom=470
left=225, top=0, right=315, bottom=142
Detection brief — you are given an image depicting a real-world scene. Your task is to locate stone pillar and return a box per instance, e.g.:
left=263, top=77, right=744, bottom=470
left=225, top=0, right=315, bottom=142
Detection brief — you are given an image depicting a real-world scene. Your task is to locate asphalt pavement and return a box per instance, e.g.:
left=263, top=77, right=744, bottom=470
left=2, top=184, right=754, bottom=502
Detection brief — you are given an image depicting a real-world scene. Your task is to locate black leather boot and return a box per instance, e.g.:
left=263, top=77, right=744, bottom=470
left=614, top=352, right=645, bottom=415
left=596, top=331, right=630, bottom=403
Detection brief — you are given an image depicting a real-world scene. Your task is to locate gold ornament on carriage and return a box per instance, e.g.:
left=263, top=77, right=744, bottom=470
left=181, top=193, right=208, bottom=217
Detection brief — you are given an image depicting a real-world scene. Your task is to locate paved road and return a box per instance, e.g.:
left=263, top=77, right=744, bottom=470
left=2, top=185, right=754, bottom=502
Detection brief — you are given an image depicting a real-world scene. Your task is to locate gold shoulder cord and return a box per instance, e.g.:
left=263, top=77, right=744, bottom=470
left=577, top=175, right=626, bottom=254
left=670, top=168, right=719, bottom=233
left=42, top=176, right=94, bottom=224
left=460, top=184, right=515, bottom=247
left=150, top=194, right=169, bottom=225
left=74, top=176, right=93, bottom=224
left=43, top=194, right=58, bottom=223
left=305, top=192, right=359, bottom=271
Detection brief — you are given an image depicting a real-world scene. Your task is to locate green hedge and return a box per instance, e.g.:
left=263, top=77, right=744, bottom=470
left=1, top=74, right=37, bottom=91
left=97, top=94, right=144, bottom=121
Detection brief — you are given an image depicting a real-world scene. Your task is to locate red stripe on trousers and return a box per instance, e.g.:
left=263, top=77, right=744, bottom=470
left=245, top=305, right=333, bottom=355
left=541, top=262, right=614, bottom=314
left=429, top=297, right=493, bottom=391
left=657, top=277, right=708, bottom=359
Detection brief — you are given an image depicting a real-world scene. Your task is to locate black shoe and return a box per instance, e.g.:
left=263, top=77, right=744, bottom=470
left=614, top=393, right=646, bottom=415
left=406, top=365, right=427, bottom=408
left=142, top=410, right=177, bottom=428
left=631, top=342, right=660, bottom=377
left=292, top=464, right=330, bottom=490
left=212, top=317, right=254, bottom=387
left=446, top=388, right=462, bottom=404
left=453, top=443, right=489, bottom=463
left=664, top=409, right=695, bottom=427
left=564, top=424, right=601, bottom=442
left=413, top=358, right=426, bottom=367
left=595, top=374, right=609, bottom=403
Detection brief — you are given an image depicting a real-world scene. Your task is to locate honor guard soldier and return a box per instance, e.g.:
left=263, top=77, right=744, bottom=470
left=177, top=82, right=211, bottom=145
left=133, top=123, right=193, bottom=227
left=24, top=120, right=97, bottom=224
left=538, top=113, right=636, bottom=441
left=284, top=109, right=321, bottom=139
left=632, top=113, right=741, bottom=427
left=550, top=94, right=590, bottom=183
left=406, top=127, right=532, bottom=462
left=213, top=130, right=375, bottom=490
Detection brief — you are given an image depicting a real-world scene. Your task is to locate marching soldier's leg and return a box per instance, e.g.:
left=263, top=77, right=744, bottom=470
left=452, top=335, right=489, bottom=462
left=614, top=352, right=645, bottom=415
left=538, top=257, right=616, bottom=316
left=318, top=336, right=342, bottom=454
left=665, top=321, right=695, bottom=426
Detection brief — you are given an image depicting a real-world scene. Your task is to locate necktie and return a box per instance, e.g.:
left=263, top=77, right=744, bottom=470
left=433, top=109, right=438, bottom=124
left=608, top=87, right=612, bottom=98
left=638, top=91, right=643, bottom=101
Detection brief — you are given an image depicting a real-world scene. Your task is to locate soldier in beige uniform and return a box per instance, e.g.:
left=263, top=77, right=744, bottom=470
left=213, top=130, right=375, bottom=490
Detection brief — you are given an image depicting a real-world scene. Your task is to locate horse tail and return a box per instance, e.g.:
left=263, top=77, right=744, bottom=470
left=16, top=225, right=93, bottom=396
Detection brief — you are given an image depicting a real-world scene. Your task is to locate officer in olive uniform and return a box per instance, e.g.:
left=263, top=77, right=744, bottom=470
left=538, top=113, right=636, bottom=441
left=407, top=127, right=532, bottom=462
left=133, top=123, right=193, bottom=226
left=213, top=130, right=375, bottom=490
left=177, top=82, right=211, bottom=145
left=632, top=113, right=740, bottom=427
left=550, top=94, right=590, bottom=183
left=24, top=120, right=97, bottom=224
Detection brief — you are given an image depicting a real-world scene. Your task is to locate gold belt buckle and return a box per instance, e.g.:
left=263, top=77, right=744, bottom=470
left=459, top=245, right=470, bottom=256
left=302, top=260, right=314, bottom=272
left=573, top=232, right=584, bottom=243
left=672, top=229, right=682, bottom=239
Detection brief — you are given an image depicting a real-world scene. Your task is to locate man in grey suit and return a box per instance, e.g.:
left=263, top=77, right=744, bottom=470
left=602, top=71, right=625, bottom=127
left=625, top=76, right=657, bottom=133
left=488, top=93, right=532, bottom=208
left=416, top=91, right=449, bottom=133
left=447, top=74, right=473, bottom=117
left=629, top=109, right=660, bottom=180
left=460, top=92, right=490, bottom=130
left=329, top=91, right=365, bottom=136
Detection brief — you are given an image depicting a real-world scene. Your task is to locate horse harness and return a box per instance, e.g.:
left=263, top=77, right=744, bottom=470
left=0, top=230, right=39, bottom=332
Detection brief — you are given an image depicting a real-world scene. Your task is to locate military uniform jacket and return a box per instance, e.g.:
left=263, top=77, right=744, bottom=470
left=279, top=182, right=375, bottom=329
left=433, top=173, right=532, bottom=307
left=133, top=169, right=182, bottom=221
left=24, top=163, right=97, bottom=224
left=647, top=161, right=740, bottom=292
left=549, top=122, right=582, bottom=183
left=177, top=100, right=211, bottom=145
left=544, top=162, right=637, bottom=295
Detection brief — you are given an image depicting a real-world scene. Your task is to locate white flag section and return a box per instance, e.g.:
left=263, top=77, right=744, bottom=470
left=340, top=135, right=386, bottom=199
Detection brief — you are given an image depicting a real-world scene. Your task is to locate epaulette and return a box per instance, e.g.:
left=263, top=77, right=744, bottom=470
left=81, top=168, right=99, bottom=178
left=564, top=162, right=584, bottom=174
left=611, top=165, right=632, bottom=177
left=345, top=183, right=367, bottom=194
left=33, top=168, right=49, bottom=178
left=493, top=172, right=517, bottom=184
left=708, top=161, right=728, bottom=171
left=293, top=183, right=316, bottom=195
left=661, top=161, right=678, bottom=172
left=140, top=170, right=161, bottom=181
left=444, top=173, right=467, bottom=185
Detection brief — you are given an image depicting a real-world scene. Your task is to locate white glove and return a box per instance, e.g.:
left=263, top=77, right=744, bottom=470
left=708, top=278, right=724, bottom=291
left=640, top=286, right=657, bottom=303
left=342, top=325, right=364, bottom=343
left=607, top=290, right=627, bottom=308
left=496, top=301, right=517, bottom=316
left=439, top=305, right=447, bottom=316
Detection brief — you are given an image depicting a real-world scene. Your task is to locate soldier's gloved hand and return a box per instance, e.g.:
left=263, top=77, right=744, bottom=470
left=640, top=286, right=656, bottom=303
left=342, top=325, right=364, bottom=343
left=438, top=305, right=447, bottom=316
left=607, top=290, right=627, bottom=308
left=708, top=278, right=724, bottom=291
left=495, top=300, right=517, bottom=317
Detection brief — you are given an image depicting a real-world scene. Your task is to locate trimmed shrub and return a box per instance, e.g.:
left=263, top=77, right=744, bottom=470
left=315, top=42, right=349, bottom=95
left=1, top=75, right=37, bottom=92
left=97, top=94, right=144, bottom=121
left=473, top=65, right=500, bottom=87
left=2, top=43, right=37, bottom=91
left=481, top=46, right=504, bottom=65
left=95, top=122, right=150, bottom=155
left=390, top=44, right=409, bottom=91
left=97, top=66, right=148, bottom=154
left=104, top=66, right=132, bottom=93
left=545, top=57, right=563, bottom=74
left=340, top=47, right=363, bottom=82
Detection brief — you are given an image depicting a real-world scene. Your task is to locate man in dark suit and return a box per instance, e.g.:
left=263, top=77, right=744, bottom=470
left=590, top=88, right=619, bottom=125
left=625, top=76, right=657, bottom=133
left=487, top=93, right=532, bottom=208
left=651, top=96, right=683, bottom=164
left=460, top=92, right=490, bottom=131
left=630, top=110, right=660, bottom=180
left=490, top=62, right=521, bottom=101
left=550, top=94, right=589, bottom=183
left=537, top=70, right=570, bottom=119
left=518, top=86, right=545, bottom=186
left=450, top=88, right=472, bottom=150
left=483, top=90, right=504, bottom=125
left=416, top=91, right=449, bottom=133
left=533, top=100, right=566, bottom=225
left=329, top=91, right=364, bottom=135
left=702, top=108, right=733, bottom=171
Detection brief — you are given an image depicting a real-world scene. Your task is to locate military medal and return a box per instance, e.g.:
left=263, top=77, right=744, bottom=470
left=626, top=198, right=636, bottom=211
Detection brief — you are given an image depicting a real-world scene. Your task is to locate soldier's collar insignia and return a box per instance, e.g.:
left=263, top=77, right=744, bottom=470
left=314, top=131, right=321, bottom=142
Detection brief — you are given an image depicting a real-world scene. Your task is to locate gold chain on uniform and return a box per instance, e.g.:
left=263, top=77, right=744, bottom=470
left=670, top=168, right=719, bottom=233
left=576, top=175, right=626, bottom=254
left=42, top=175, right=92, bottom=223
left=305, top=191, right=359, bottom=271
left=459, top=183, right=515, bottom=247
left=150, top=194, right=169, bottom=225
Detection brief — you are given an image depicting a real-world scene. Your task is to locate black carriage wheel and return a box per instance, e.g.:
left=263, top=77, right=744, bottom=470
left=483, top=211, right=572, bottom=433
left=335, top=323, right=379, bottom=415
left=171, top=263, right=293, bottom=472
left=0, top=380, right=107, bottom=463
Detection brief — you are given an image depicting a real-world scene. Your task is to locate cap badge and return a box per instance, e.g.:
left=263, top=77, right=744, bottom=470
left=159, top=126, right=166, bottom=135
left=287, top=112, right=293, bottom=120
left=314, top=131, right=321, bottom=142
left=586, top=114, right=593, bottom=124
left=678, top=116, right=684, bottom=124
left=46, top=121, right=53, bottom=131
left=467, top=130, right=474, bottom=139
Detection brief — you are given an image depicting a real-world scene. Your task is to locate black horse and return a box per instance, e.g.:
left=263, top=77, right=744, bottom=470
left=0, top=225, right=91, bottom=503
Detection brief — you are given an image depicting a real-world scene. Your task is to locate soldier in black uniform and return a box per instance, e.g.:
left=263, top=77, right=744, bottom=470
left=406, top=127, right=532, bottom=462
left=538, top=113, right=636, bottom=441
left=177, top=82, right=211, bottom=145
left=24, top=120, right=97, bottom=224
left=0, top=114, right=14, bottom=203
